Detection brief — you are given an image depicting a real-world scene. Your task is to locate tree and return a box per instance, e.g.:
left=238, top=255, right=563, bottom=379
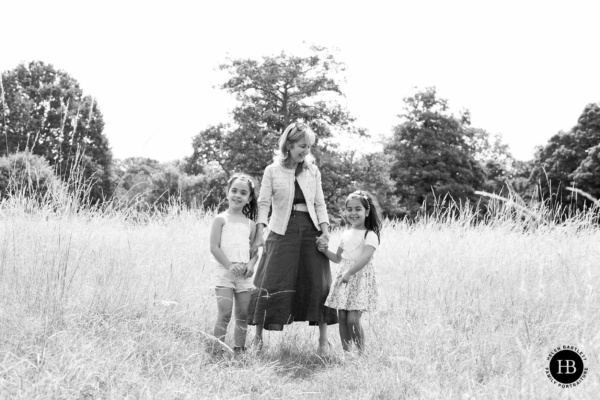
left=384, top=87, right=486, bottom=217
left=530, top=102, right=600, bottom=208
left=467, top=127, right=515, bottom=195
left=571, top=144, right=600, bottom=201
left=0, top=151, right=66, bottom=200
left=186, top=46, right=370, bottom=216
left=114, top=157, right=227, bottom=211
left=0, top=61, right=113, bottom=202
left=186, top=46, right=361, bottom=174
left=318, top=149, right=399, bottom=220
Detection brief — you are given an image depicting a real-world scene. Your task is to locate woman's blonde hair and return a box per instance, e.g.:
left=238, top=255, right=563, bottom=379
left=277, top=122, right=316, bottom=168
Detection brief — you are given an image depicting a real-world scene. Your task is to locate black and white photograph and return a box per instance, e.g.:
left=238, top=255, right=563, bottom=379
left=1, top=0, right=599, bottom=398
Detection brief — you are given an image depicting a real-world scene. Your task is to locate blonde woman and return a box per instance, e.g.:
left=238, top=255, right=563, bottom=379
left=249, top=122, right=337, bottom=353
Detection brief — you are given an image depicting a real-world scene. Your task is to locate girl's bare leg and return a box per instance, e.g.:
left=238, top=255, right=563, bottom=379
left=347, top=310, right=364, bottom=351
left=214, top=288, right=234, bottom=348
left=233, top=291, right=251, bottom=348
left=337, top=310, right=352, bottom=351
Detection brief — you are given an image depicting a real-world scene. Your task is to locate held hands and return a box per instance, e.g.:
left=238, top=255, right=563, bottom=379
left=230, top=262, right=254, bottom=279
left=316, top=233, right=329, bottom=253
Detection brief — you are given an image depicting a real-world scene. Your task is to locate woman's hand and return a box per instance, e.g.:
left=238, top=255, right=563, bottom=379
left=244, top=264, right=255, bottom=278
left=316, top=240, right=328, bottom=253
left=250, top=225, right=265, bottom=258
left=316, top=232, right=329, bottom=249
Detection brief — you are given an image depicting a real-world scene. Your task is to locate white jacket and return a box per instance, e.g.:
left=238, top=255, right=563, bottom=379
left=257, top=162, right=329, bottom=235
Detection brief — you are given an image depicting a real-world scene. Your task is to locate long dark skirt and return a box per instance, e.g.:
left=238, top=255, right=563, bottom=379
left=249, top=211, right=338, bottom=331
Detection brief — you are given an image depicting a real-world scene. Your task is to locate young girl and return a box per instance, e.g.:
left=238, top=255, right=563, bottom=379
left=319, top=190, right=382, bottom=352
left=210, top=173, right=259, bottom=354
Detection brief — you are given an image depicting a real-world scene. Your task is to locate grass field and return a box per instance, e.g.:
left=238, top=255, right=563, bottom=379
left=1, top=196, right=599, bottom=399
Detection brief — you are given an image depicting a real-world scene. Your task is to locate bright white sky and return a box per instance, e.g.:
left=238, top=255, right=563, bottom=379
left=2, top=0, right=599, bottom=162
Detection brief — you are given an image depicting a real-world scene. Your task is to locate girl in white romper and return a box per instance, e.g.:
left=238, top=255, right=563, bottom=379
left=319, top=190, right=382, bottom=352
left=210, top=173, right=259, bottom=353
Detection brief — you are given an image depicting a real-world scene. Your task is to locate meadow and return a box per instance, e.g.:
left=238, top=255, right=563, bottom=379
left=1, top=193, right=599, bottom=399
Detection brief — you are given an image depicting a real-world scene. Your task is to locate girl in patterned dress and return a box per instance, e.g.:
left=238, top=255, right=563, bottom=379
left=318, top=190, right=382, bottom=352
left=210, top=173, right=259, bottom=354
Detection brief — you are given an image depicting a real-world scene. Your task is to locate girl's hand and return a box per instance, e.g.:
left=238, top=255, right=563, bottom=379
left=316, top=233, right=329, bottom=249
left=231, top=263, right=244, bottom=277
left=341, top=272, right=352, bottom=284
left=316, top=240, right=327, bottom=253
left=244, top=265, right=254, bottom=278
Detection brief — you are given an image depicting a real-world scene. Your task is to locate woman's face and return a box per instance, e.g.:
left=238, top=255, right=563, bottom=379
left=287, top=137, right=311, bottom=165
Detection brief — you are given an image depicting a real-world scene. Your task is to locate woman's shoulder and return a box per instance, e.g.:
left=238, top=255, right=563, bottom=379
left=303, top=162, right=319, bottom=174
left=265, top=162, right=279, bottom=171
left=264, top=162, right=288, bottom=175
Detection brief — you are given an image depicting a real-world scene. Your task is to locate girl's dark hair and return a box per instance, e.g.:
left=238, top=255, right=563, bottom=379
left=227, top=173, right=258, bottom=221
left=345, top=190, right=382, bottom=244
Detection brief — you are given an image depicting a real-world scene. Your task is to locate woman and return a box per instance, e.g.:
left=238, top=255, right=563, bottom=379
left=249, top=121, right=338, bottom=353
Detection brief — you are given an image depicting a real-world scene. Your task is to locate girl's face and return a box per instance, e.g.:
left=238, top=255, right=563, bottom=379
left=345, top=198, right=368, bottom=229
left=287, top=136, right=311, bottom=165
left=227, top=179, right=251, bottom=211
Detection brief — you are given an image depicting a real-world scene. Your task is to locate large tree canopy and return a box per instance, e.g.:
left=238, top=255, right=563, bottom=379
left=530, top=102, right=600, bottom=208
left=185, top=46, right=361, bottom=178
left=384, top=88, right=488, bottom=217
left=0, top=61, right=113, bottom=201
left=185, top=46, right=387, bottom=216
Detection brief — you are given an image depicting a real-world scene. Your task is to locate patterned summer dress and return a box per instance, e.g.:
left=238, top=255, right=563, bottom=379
left=324, top=229, right=379, bottom=312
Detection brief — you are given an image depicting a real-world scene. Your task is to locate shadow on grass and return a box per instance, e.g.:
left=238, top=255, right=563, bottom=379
left=200, top=339, right=345, bottom=380
left=254, top=343, right=344, bottom=380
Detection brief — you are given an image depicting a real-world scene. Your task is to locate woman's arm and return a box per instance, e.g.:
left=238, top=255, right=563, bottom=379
left=341, top=246, right=376, bottom=283
left=256, top=166, right=273, bottom=228
left=251, top=167, right=272, bottom=255
left=209, top=215, right=233, bottom=270
left=313, top=167, right=330, bottom=227
left=319, top=245, right=343, bottom=264
left=244, top=251, right=260, bottom=278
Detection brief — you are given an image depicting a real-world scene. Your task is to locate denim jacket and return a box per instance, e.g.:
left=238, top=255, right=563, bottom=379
left=257, top=162, right=329, bottom=235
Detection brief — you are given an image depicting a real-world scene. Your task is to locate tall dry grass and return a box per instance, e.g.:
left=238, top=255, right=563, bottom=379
left=0, top=188, right=599, bottom=399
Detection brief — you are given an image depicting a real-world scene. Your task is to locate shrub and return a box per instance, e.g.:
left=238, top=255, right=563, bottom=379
left=0, top=151, right=66, bottom=200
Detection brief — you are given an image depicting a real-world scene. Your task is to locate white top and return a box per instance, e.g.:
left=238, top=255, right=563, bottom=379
left=219, top=219, right=252, bottom=263
left=340, top=229, right=379, bottom=261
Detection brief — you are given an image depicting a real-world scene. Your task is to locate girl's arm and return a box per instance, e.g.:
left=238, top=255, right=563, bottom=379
left=319, top=245, right=343, bottom=264
left=209, top=215, right=233, bottom=270
left=342, top=246, right=376, bottom=283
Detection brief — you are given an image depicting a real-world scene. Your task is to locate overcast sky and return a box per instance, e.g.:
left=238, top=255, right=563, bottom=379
left=2, top=0, right=599, bottom=162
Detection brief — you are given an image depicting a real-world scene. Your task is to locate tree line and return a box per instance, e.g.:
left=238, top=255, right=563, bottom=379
left=1, top=48, right=599, bottom=220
